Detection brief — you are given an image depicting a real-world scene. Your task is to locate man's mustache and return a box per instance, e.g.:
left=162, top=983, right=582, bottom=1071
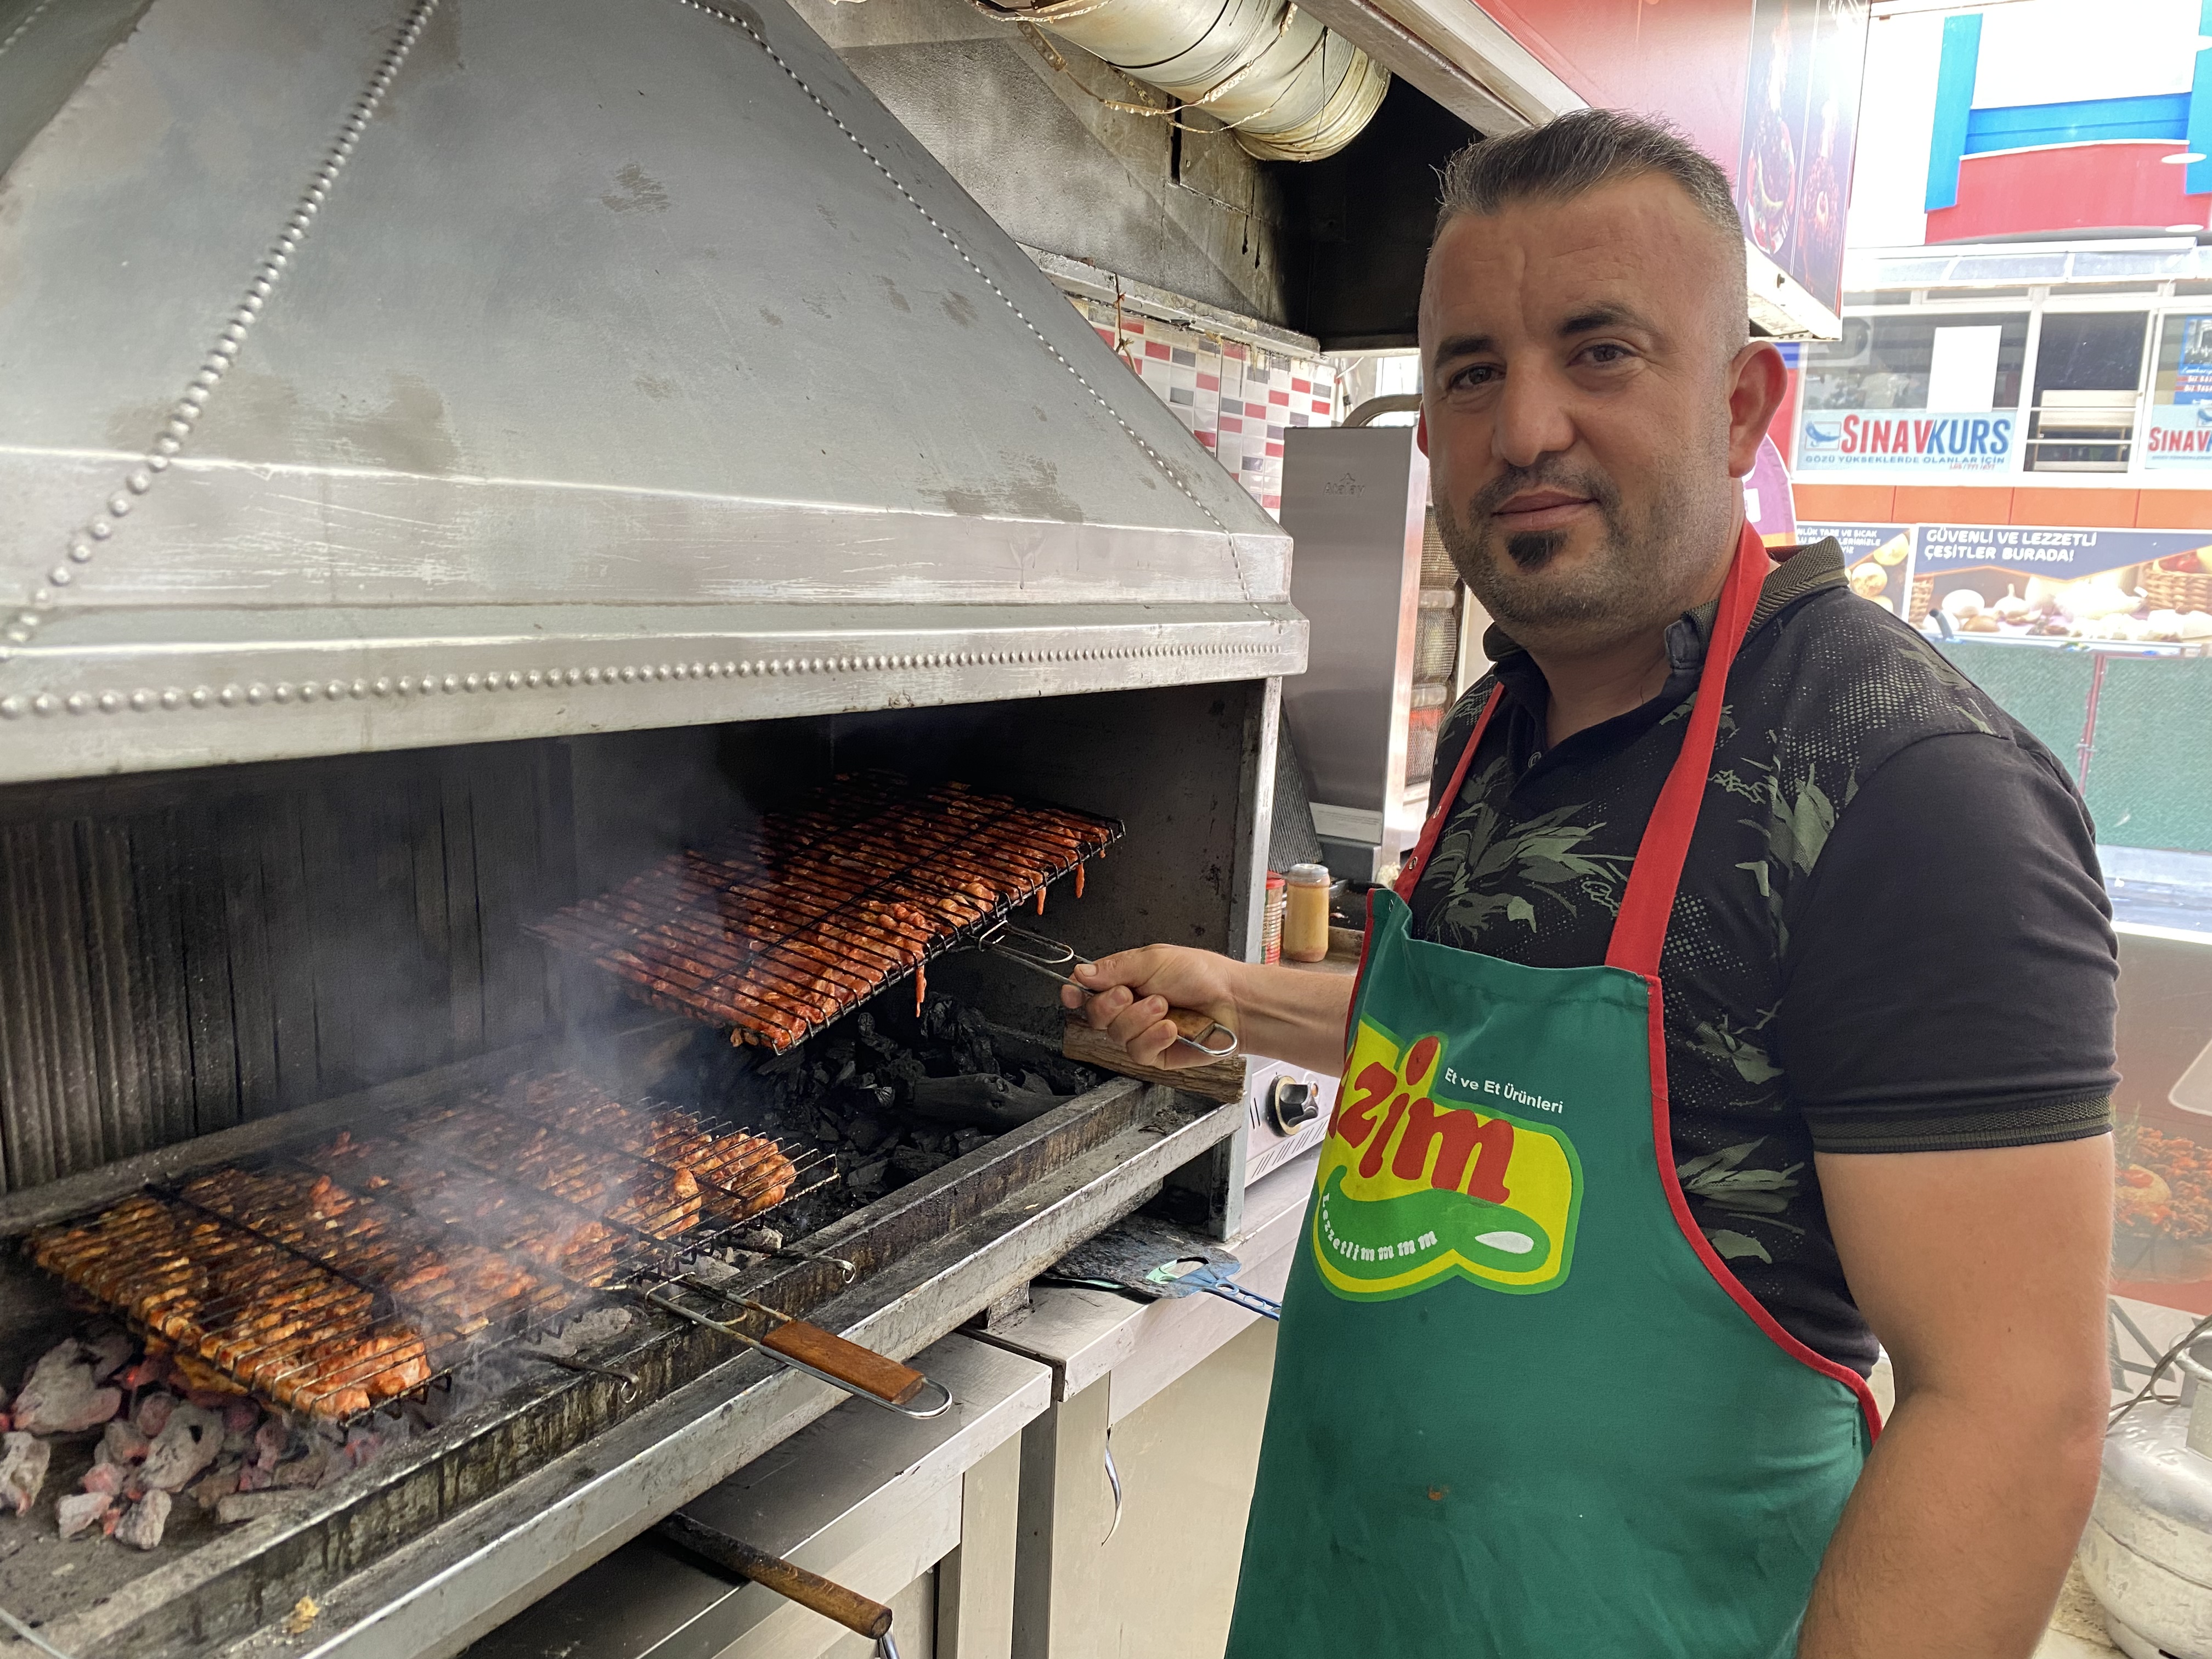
left=1466, top=466, right=1621, bottom=522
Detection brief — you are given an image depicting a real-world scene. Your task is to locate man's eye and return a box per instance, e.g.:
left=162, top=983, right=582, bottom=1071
left=1450, top=364, right=1499, bottom=389
left=1582, top=343, right=1633, bottom=365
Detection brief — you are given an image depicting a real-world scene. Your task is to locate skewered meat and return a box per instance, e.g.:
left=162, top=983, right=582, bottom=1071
left=30, top=1199, right=434, bottom=1421
left=532, top=772, right=1116, bottom=1049
left=490, top=1072, right=797, bottom=1220
left=114, top=1488, right=171, bottom=1550
left=1, top=1431, right=50, bottom=1516
left=13, top=1339, right=123, bottom=1434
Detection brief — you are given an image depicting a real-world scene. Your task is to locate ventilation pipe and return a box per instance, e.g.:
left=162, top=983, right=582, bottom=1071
left=982, top=0, right=1390, bottom=161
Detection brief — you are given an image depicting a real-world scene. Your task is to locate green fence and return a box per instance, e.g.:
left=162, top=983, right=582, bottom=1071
left=1939, top=641, right=2212, bottom=854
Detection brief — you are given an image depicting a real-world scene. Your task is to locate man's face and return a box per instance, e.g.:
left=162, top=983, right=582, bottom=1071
left=1417, top=174, right=1773, bottom=653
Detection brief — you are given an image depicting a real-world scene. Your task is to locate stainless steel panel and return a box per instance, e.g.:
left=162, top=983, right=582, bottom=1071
left=0, top=600, right=1304, bottom=785
left=0, top=0, right=1298, bottom=780
left=1277, top=426, right=1426, bottom=853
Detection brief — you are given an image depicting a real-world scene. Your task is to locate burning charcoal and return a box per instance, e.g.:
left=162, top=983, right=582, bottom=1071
left=252, top=1419, right=290, bottom=1471
left=140, top=1403, right=223, bottom=1493
left=133, top=1392, right=176, bottom=1438
left=222, top=1399, right=259, bottom=1436
left=273, top=1444, right=330, bottom=1489
left=846, top=1116, right=891, bottom=1154
left=910, top=1074, right=1061, bottom=1133
left=732, top=1226, right=784, bottom=1255
left=13, top=1340, right=123, bottom=1435
left=57, top=1491, right=112, bottom=1539
left=84, top=1329, right=134, bottom=1384
left=1, top=1431, right=51, bottom=1516
left=235, top=1460, right=273, bottom=1493
left=337, top=1424, right=382, bottom=1473
left=189, top=1458, right=242, bottom=1512
left=114, top=1488, right=171, bottom=1551
left=81, top=1460, right=127, bottom=1498
left=114, top=1357, right=167, bottom=1392
left=846, top=1157, right=891, bottom=1199
left=103, top=1419, right=151, bottom=1465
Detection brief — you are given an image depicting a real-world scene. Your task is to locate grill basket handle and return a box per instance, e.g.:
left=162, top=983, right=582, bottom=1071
left=657, top=1512, right=893, bottom=1640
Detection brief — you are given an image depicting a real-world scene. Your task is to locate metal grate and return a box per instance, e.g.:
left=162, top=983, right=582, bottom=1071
left=531, top=774, right=1122, bottom=1051
left=25, top=1071, right=835, bottom=1421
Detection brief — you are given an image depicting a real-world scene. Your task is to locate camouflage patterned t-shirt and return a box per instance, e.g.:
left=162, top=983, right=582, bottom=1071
left=1409, top=539, right=2118, bottom=1372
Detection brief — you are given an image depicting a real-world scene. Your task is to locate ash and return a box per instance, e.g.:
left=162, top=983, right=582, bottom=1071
left=660, top=994, right=1108, bottom=1226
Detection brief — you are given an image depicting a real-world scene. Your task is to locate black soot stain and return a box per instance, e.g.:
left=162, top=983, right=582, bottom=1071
left=940, top=290, right=978, bottom=329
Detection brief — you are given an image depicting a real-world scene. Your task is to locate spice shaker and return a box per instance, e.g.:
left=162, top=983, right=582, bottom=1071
left=1283, top=862, right=1331, bottom=963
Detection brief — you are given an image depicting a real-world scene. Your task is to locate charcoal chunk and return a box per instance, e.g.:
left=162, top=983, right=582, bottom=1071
left=14, top=1340, right=123, bottom=1435
left=1, top=1431, right=50, bottom=1516
left=114, top=1488, right=171, bottom=1551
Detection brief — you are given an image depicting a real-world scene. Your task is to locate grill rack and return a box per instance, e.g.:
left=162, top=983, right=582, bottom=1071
left=24, top=1076, right=838, bottom=1425
left=531, top=773, right=1124, bottom=1051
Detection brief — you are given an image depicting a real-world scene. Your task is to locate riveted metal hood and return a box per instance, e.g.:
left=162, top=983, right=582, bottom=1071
left=0, top=0, right=1302, bottom=783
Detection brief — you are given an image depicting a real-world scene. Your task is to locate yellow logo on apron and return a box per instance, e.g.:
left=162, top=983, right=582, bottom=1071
left=1313, top=1019, right=1583, bottom=1299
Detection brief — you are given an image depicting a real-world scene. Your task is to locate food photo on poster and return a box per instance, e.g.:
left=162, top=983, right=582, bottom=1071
left=1798, top=520, right=1914, bottom=616
left=1907, top=524, right=2212, bottom=649
left=1735, top=0, right=1868, bottom=313
left=2109, top=940, right=2212, bottom=1314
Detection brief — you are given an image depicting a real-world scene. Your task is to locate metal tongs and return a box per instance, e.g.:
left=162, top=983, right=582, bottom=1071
left=644, top=1277, right=953, bottom=1419
left=978, top=921, right=1238, bottom=1058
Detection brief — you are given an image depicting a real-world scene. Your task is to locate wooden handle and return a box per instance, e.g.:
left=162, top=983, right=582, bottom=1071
left=657, top=1512, right=892, bottom=1640
left=761, top=1319, right=927, bottom=1407
left=1062, top=1013, right=1248, bottom=1105
left=1165, top=1006, right=1230, bottom=1046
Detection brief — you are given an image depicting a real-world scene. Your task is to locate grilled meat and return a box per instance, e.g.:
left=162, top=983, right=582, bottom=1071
left=532, top=773, right=1116, bottom=1049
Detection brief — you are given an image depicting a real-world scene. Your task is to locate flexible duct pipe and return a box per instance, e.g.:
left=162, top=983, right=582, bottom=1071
left=1001, top=0, right=1389, bottom=161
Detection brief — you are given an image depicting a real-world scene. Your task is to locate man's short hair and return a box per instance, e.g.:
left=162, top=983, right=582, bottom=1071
left=1434, top=109, right=1751, bottom=351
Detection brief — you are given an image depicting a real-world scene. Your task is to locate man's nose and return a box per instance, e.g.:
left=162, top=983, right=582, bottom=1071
left=1492, top=362, right=1576, bottom=470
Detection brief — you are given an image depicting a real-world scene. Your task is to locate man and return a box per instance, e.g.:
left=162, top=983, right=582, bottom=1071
left=1066, top=110, right=2117, bottom=1658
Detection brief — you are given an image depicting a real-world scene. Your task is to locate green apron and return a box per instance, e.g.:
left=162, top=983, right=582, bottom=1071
left=1225, top=524, right=1878, bottom=1658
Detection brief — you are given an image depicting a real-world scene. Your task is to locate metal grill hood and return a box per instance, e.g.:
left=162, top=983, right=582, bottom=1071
left=0, top=0, right=1303, bottom=783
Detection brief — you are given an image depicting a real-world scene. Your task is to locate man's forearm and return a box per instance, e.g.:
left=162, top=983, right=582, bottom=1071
left=1225, top=959, right=1358, bottom=1076
left=1797, top=1384, right=2103, bottom=1658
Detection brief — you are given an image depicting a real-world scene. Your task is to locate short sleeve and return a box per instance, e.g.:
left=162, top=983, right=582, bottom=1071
left=1777, top=730, right=2119, bottom=1154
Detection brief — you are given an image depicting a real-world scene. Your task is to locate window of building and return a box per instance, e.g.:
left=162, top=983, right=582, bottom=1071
left=2025, top=312, right=2149, bottom=472
left=1801, top=312, right=2029, bottom=411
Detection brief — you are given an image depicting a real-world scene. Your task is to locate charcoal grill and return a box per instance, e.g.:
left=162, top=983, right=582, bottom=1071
left=0, top=0, right=1301, bottom=1646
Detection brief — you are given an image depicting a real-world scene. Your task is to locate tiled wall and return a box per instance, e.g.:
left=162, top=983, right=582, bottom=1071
left=1066, top=296, right=1338, bottom=517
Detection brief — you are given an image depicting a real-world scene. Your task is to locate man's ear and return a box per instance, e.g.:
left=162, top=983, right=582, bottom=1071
left=1725, top=340, right=1789, bottom=479
left=1415, top=405, right=1429, bottom=457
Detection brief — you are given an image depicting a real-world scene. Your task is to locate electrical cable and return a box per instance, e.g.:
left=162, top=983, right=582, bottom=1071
left=2107, top=1307, right=2212, bottom=1432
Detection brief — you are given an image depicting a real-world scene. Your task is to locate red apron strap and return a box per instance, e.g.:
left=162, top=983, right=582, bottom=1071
left=1604, top=521, right=1770, bottom=975
left=1393, top=686, right=1502, bottom=901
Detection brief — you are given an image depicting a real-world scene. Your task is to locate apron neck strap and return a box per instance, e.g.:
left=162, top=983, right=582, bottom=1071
left=1393, top=521, right=1770, bottom=933
left=1395, top=685, right=1500, bottom=901
left=1603, top=520, right=1769, bottom=975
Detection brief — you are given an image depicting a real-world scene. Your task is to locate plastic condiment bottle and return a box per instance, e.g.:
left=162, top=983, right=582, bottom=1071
left=1283, top=862, right=1332, bottom=963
